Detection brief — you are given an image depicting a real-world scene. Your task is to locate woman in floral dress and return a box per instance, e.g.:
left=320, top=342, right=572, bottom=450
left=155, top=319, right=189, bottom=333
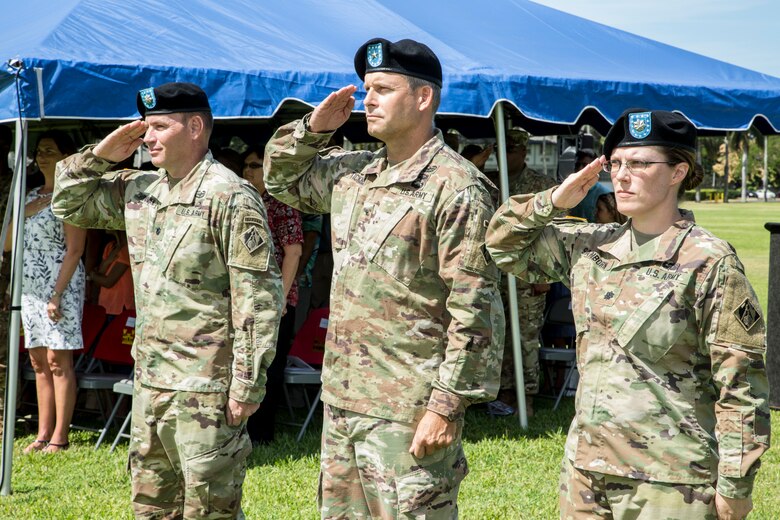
left=15, top=131, right=86, bottom=454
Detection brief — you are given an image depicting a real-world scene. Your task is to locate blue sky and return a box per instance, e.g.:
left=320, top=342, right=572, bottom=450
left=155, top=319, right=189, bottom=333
left=533, top=0, right=780, bottom=78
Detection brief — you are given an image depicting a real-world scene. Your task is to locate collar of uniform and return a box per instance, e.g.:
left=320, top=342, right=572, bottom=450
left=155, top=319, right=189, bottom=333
left=598, top=210, right=696, bottom=265
left=370, top=129, right=444, bottom=189
left=158, top=151, right=212, bottom=208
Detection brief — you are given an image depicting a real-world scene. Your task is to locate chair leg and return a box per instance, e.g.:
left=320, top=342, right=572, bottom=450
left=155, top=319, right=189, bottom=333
left=94, top=394, right=126, bottom=450
left=553, top=364, right=577, bottom=411
left=110, top=412, right=133, bottom=453
left=296, top=387, right=322, bottom=442
left=282, top=383, right=295, bottom=419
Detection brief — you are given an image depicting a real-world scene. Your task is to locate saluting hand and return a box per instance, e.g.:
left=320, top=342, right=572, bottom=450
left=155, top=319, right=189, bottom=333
left=551, top=156, right=605, bottom=210
left=309, top=85, right=357, bottom=133
left=93, top=120, right=148, bottom=163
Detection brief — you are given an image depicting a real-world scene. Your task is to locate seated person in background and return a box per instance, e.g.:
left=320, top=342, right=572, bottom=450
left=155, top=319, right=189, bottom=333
left=568, top=148, right=627, bottom=225
left=461, top=143, right=493, bottom=172
left=90, top=230, right=135, bottom=318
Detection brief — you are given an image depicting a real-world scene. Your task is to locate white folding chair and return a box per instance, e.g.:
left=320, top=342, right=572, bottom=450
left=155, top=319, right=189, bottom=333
left=282, top=356, right=322, bottom=441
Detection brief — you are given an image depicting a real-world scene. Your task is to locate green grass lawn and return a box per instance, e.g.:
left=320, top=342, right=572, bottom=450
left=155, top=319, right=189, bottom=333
left=4, top=201, right=779, bottom=519
left=680, top=200, right=780, bottom=311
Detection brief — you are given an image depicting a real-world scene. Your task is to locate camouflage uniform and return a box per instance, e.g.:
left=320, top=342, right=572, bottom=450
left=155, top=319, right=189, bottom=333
left=493, top=165, right=555, bottom=396
left=53, top=148, right=283, bottom=519
left=265, top=117, right=504, bottom=518
left=486, top=188, right=770, bottom=516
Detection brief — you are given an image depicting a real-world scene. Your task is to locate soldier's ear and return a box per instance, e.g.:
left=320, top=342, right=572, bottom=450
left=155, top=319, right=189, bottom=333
left=670, top=163, right=688, bottom=186
left=417, top=85, right=434, bottom=112
left=187, top=114, right=205, bottom=139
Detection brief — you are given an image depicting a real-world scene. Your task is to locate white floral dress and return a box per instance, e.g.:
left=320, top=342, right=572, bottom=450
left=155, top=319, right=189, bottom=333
left=21, top=187, right=85, bottom=350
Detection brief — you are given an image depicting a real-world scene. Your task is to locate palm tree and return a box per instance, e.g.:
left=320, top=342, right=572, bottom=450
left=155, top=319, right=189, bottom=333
left=728, top=127, right=764, bottom=202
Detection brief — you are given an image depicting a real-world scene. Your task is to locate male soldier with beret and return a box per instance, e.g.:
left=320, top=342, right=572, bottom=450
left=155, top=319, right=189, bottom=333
left=53, top=82, right=283, bottom=519
left=488, top=129, right=555, bottom=417
left=264, top=38, right=504, bottom=518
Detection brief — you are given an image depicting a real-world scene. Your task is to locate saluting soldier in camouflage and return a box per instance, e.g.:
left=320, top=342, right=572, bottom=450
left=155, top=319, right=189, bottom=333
left=52, top=83, right=283, bottom=519
left=486, top=109, right=769, bottom=520
left=264, top=38, right=504, bottom=519
left=488, top=129, right=555, bottom=416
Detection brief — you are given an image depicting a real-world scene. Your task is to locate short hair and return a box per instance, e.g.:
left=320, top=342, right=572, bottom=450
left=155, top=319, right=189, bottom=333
left=184, top=111, right=213, bottom=137
left=36, top=130, right=77, bottom=156
left=406, top=75, right=441, bottom=114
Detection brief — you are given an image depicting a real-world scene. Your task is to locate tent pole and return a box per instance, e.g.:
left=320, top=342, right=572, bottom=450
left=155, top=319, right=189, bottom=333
left=492, top=103, right=527, bottom=429
left=1, top=118, right=27, bottom=496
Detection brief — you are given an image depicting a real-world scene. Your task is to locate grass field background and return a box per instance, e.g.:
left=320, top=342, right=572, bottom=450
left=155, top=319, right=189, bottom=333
left=3, top=201, right=779, bottom=519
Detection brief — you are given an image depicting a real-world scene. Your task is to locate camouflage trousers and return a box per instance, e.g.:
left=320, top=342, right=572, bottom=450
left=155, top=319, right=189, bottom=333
left=559, top=457, right=717, bottom=520
left=320, top=405, right=468, bottom=519
left=129, top=383, right=252, bottom=520
left=500, top=288, right=546, bottom=395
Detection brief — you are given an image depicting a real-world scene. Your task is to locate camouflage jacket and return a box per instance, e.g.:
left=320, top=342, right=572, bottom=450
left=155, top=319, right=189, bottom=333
left=264, top=117, right=505, bottom=423
left=52, top=148, right=283, bottom=404
left=485, top=188, right=770, bottom=499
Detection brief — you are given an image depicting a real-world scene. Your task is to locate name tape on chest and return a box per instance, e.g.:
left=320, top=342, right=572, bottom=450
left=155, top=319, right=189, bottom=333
left=175, top=206, right=208, bottom=219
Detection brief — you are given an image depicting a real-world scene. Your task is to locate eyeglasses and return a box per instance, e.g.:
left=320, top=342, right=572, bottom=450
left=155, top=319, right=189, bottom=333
left=243, top=162, right=262, bottom=170
left=603, top=159, right=675, bottom=174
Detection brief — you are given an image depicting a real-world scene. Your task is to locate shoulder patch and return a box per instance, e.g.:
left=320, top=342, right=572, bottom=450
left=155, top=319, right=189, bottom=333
left=734, top=298, right=760, bottom=332
left=240, top=224, right=265, bottom=254
left=228, top=206, right=271, bottom=272
left=714, top=263, right=765, bottom=350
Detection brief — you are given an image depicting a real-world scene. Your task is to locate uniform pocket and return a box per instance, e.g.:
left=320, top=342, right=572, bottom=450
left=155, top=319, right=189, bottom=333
left=161, top=222, right=194, bottom=283
left=184, top=425, right=252, bottom=514
left=367, top=202, right=422, bottom=287
left=395, top=443, right=468, bottom=516
left=616, top=287, right=688, bottom=363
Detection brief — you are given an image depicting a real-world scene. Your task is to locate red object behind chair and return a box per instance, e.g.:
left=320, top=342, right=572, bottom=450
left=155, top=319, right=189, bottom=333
left=289, top=307, right=328, bottom=365
left=19, top=303, right=108, bottom=354
left=90, top=309, right=136, bottom=366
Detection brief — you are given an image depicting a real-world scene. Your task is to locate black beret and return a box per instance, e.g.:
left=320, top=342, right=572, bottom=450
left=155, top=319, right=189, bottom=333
left=136, top=82, right=211, bottom=117
left=603, top=108, right=696, bottom=158
left=354, top=38, right=442, bottom=87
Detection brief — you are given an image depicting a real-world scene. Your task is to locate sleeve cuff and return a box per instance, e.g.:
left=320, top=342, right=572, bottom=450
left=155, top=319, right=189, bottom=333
left=716, top=474, right=756, bottom=499
left=295, top=114, right=337, bottom=146
left=81, top=145, right=117, bottom=170
left=427, top=388, right=467, bottom=422
left=228, top=378, right=263, bottom=405
left=535, top=186, right=566, bottom=218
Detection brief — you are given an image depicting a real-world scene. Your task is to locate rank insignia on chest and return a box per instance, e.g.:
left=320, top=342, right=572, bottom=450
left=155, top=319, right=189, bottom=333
left=240, top=225, right=264, bottom=254
left=734, top=297, right=760, bottom=331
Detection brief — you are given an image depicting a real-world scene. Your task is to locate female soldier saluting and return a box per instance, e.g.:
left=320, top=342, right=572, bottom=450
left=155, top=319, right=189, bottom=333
left=486, top=109, right=769, bottom=520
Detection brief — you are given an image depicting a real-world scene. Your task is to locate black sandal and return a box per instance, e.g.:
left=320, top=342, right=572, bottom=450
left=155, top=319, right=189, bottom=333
left=23, top=439, right=50, bottom=454
left=43, top=442, right=70, bottom=453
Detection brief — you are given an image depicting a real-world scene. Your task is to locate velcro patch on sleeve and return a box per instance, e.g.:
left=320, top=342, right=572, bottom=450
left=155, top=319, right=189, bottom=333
left=714, top=266, right=765, bottom=351
left=229, top=208, right=270, bottom=272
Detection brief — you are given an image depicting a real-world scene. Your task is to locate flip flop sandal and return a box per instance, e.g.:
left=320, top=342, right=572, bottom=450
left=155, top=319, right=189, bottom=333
left=23, top=439, right=50, bottom=454
left=43, top=442, right=70, bottom=454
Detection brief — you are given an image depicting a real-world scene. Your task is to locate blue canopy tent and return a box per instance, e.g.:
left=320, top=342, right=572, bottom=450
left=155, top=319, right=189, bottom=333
left=3, top=0, right=780, bottom=131
left=3, top=0, right=780, bottom=495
